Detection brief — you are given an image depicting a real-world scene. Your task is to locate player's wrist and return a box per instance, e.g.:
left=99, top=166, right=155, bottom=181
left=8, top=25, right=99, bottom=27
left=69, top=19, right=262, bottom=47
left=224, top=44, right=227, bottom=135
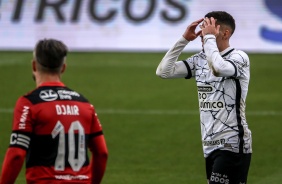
left=180, top=36, right=190, bottom=43
left=203, top=34, right=216, bottom=40
left=203, top=33, right=216, bottom=37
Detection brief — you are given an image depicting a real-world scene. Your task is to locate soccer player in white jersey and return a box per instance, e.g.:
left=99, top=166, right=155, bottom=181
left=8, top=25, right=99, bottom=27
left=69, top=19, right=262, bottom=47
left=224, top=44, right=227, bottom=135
left=156, top=11, right=252, bottom=184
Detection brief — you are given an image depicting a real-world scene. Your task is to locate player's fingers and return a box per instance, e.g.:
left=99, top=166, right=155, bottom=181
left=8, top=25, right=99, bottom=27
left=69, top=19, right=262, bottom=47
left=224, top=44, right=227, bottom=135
left=204, top=17, right=210, bottom=25
left=196, top=30, right=202, bottom=37
left=210, top=17, right=216, bottom=26
left=191, top=18, right=204, bottom=27
left=195, top=18, right=204, bottom=24
left=203, top=20, right=208, bottom=27
left=216, top=25, right=221, bottom=32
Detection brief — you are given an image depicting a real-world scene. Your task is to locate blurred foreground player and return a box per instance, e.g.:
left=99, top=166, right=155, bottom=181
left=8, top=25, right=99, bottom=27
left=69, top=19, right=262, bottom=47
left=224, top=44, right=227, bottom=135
left=156, top=11, right=252, bottom=184
left=0, top=39, right=108, bottom=184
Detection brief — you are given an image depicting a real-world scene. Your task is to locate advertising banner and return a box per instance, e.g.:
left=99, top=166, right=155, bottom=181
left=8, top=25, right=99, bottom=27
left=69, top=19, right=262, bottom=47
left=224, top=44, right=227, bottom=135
left=0, top=0, right=282, bottom=52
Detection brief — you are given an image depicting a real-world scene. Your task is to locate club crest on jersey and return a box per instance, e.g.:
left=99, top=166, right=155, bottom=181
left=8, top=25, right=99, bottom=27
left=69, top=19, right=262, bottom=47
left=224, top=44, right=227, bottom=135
left=39, top=89, right=58, bottom=101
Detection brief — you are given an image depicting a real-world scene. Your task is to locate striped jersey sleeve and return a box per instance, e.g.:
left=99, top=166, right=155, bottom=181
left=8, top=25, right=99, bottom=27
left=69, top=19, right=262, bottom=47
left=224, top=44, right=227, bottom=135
left=10, top=97, right=33, bottom=150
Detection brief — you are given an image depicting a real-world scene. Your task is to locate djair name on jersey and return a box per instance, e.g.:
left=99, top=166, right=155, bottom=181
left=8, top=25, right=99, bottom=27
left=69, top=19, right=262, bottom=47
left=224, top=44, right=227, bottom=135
left=55, top=104, right=79, bottom=115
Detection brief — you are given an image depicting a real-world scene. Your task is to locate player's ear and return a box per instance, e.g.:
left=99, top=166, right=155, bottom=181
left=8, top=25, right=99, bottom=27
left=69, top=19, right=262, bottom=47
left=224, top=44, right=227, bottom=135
left=222, top=29, right=229, bottom=40
left=61, top=63, right=66, bottom=74
left=224, top=28, right=232, bottom=40
left=32, top=60, right=37, bottom=72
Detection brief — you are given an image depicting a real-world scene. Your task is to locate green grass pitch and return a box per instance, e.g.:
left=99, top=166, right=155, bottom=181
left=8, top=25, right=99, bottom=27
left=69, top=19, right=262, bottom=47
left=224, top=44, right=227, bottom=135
left=0, top=51, right=281, bottom=183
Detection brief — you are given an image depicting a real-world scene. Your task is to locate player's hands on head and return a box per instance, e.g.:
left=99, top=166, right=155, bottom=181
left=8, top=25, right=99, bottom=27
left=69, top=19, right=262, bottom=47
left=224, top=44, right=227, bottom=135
left=200, top=17, right=220, bottom=37
left=183, top=18, right=203, bottom=41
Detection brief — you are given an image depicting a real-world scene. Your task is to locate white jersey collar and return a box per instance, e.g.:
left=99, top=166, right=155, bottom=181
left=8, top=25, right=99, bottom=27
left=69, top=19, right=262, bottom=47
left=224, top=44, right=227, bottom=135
left=220, top=47, right=233, bottom=56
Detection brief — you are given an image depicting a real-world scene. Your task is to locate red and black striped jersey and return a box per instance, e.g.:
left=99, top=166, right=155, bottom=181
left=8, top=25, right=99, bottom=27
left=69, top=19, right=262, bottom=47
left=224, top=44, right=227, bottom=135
left=10, top=81, right=103, bottom=183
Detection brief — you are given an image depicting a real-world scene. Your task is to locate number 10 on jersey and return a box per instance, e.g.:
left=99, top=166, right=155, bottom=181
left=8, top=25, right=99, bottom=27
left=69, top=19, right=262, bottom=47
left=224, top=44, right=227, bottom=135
left=52, top=120, right=86, bottom=171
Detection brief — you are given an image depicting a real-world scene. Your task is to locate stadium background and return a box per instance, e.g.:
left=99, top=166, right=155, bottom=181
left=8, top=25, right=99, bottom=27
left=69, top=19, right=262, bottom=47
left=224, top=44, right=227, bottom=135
left=0, top=0, right=281, bottom=183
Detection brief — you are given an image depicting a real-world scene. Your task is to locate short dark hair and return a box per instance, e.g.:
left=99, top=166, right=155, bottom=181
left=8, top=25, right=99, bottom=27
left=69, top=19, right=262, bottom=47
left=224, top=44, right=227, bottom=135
left=205, top=11, right=235, bottom=35
left=34, top=39, right=68, bottom=73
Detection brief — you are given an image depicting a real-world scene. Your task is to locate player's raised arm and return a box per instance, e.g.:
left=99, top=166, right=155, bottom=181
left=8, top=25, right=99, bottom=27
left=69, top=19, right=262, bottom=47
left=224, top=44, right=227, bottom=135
left=201, top=17, right=236, bottom=77
left=156, top=18, right=203, bottom=79
left=183, top=18, right=203, bottom=41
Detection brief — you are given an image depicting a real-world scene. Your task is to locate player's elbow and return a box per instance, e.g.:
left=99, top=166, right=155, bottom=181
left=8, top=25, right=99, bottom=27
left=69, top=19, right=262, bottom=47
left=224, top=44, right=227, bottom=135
left=93, top=145, right=108, bottom=159
left=95, top=150, right=108, bottom=161
left=212, top=69, right=220, bottom=77
left=156, top=69, right=161, bottom=77
left=211, top=66, right=221, bottom=77
left=102, top=152, right=108, bottom=161
left=6, top=148, right=26, bottom=161
left=156, top=73, right=168, bottom=79
left=156, top=69, right=163, bottom=78
left=100, top=149, right=109, bottom=159
left=156, top=69, right=170, bottom=79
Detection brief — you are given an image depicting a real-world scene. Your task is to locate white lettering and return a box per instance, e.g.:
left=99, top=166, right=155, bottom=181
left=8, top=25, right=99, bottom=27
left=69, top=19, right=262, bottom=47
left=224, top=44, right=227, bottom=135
left=74, top=105, right=79, bottom=115
left=56, top=105, right=61, bottom=115
left=19, top=106, right=29, bottom=129
left=210, top=172, right=230, bottom=184
left=55, top=105, right=80, bottom=116
left=66, top=105, right=71, bottom=115
left=55, top=174, right=89, bottom=180
left=10, top=133, right=17, bottom=144
left=62, top=105, right=66, bottom=115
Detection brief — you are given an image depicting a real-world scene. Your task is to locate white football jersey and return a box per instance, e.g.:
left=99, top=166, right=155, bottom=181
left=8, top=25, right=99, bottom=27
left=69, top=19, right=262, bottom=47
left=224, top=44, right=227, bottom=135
left=156, top=36, right=252, bottom=157
left=184, top=47, right=252, bottom=157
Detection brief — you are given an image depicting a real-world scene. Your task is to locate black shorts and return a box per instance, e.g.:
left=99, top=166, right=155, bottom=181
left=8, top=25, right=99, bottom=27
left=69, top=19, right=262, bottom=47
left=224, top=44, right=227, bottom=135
left=205, top=150, right=252, bottom=184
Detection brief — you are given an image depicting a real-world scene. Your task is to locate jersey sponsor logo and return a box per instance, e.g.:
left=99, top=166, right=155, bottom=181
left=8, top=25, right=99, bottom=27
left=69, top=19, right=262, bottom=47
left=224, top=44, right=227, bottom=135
left=210, top=172, right=229, bottom=184
left=54, top=174, right=89, bottom=180
left=10, top=133, right=31, bottom=149
left=39, top=89, right=58, bottom=101
left=199, top=101, right=224, bottom=110
left=57, top=90, right=80, bottom=100
left=197, top=85, right=215, bottom=93
left=203, top=139, right=225, bottom=147
left=55, top=105, right=80, bottom=115
left=19, top=106, right=30, bottom=129
left=198, top=85, right=224, bottom=110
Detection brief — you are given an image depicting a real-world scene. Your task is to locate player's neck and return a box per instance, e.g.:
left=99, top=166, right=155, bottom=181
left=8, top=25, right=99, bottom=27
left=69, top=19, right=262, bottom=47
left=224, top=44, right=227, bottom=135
left=218, top=42, right=230, bottom=52
left=35, top=74, right=62, bottom=87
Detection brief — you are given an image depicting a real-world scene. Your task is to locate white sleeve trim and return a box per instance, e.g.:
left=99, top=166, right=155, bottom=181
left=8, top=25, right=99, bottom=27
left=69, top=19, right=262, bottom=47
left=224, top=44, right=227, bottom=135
left=156, top=36, right=190, bottom=79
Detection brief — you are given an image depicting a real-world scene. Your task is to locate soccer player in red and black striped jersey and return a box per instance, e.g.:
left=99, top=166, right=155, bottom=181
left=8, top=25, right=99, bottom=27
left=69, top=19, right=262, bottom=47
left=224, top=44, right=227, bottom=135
left=0, top=39, right=108, bottom=184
